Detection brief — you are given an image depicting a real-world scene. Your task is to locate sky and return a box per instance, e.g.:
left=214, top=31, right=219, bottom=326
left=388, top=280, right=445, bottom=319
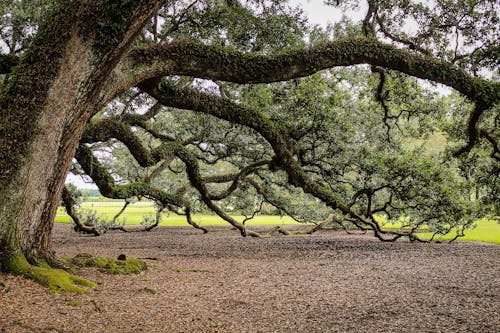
left=289, top=0, right=366, bottom=26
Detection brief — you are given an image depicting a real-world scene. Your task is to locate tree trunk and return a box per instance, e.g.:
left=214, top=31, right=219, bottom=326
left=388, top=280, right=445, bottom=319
left=0, top=0, right=159, bottom=275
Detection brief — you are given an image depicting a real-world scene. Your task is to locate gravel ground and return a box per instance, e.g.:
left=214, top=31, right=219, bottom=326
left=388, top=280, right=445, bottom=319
left=1, top=223, right=499, bottom=333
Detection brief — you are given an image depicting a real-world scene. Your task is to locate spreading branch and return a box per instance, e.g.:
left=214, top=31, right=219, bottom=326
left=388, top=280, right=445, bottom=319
left=140, top=79, right=433, bottom=242
left=115, top=37, right=498, bottom=110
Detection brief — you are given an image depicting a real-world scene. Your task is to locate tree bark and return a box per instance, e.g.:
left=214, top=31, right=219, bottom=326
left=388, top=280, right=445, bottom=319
left=0, top=0, right=159, bottom=272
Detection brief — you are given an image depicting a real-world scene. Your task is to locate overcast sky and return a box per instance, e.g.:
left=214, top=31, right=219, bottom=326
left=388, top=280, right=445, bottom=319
left=289, top=0, right=365, bottom=26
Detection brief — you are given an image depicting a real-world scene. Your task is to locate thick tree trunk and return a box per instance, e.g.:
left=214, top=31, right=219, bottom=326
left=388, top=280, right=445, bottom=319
left=0, top=0, right=159, bottom=274
left=0, top=34, right=99, bottom=267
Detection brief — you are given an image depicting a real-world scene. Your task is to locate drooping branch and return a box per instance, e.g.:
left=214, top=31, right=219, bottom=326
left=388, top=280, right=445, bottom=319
left=74, top=145, right=183, bottom=207
left=74, top=144, right=213, bottom=234
left=246, top=178, right=307, bottom=223
left=141, top=79, right=430, bottom=242
left=61, top=186, right=101, bottom=236
left=140, top=79, right=347, bottom=211
left=107, top=36, right=500, bottom=156
left=80, top=115, right=267, bottom=236
left=205, top=160, right=270, bottom=200
left=162, top=142, right=262, bottom=237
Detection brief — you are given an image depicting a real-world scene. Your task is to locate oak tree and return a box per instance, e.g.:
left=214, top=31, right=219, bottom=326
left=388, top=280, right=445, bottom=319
left=0, top=0, right=498, bottom=290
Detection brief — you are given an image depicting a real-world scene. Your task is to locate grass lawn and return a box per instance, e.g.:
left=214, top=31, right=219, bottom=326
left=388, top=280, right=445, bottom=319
left=55, top=201, right=303, bottom=226
left=379, top=217, right=500, bottom=244
left=56, top=201, right=500, bottom=244
left=417, top=218, right=500, bottom=244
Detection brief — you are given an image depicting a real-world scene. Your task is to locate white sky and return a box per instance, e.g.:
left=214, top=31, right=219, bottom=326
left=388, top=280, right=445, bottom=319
left=289, top=0, right=366, bottom=26
left=66, top=172, right=97, bottom=189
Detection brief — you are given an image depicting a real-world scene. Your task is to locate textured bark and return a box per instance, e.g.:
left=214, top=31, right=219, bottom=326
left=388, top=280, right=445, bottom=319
left=0, top=0, right=160, bottom=270
left=0, top=14, right=92, bottom=266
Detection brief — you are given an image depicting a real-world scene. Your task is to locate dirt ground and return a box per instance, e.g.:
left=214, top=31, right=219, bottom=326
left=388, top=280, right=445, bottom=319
left=1, top=224, right=499, bottom=333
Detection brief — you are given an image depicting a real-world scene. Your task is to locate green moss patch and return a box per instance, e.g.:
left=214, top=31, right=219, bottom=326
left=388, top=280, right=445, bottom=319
left=31, top=265, right=98, bottom=294
left=69, top=253, right=147, bottom=274
left=6, top=254, right=97, bottom=294
left=66, top=299, right=84, bottom=306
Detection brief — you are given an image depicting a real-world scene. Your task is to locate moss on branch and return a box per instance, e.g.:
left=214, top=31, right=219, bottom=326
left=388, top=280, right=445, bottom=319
left=75, top=145, right=183, bottom=207
left=128, top=37, right=499, bottom=109
left=141, top=80, right=424, bottom=242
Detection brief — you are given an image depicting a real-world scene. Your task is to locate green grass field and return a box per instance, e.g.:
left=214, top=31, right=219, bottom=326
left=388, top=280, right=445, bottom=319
left=55, top=201, right=303, bottom=226
left=56, top=201, right=500, bottom=244
left=417, top=218, right=500, bottom=244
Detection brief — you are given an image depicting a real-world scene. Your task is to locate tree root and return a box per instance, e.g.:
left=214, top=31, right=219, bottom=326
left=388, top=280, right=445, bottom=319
left=6, top=254, right=97, bottom=294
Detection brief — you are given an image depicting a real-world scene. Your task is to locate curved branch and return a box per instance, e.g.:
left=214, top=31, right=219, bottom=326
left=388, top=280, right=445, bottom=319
left=74, top=145, right=184, bottom=207
left=61, top=186, right=101, bottom=236
left=140, top=79, right=346, bottom=211
left=246, top=178, right=307, bottom=223
left=81, top=120, right=264, bottom=236
left=102, top=37, right=500, bottom=156
left=116, top=37, right=499, bottom=110
left=163, top=142, right=261, bottom=237
left=145, top=82, right=408, bottom=241
left=141, top=80, right=433, bottom=242
left=206, top=160, right=269, bottom=200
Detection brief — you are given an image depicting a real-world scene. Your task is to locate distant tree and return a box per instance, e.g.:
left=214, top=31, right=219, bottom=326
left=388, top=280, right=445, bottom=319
left=0, top=0, right=498, bottom=290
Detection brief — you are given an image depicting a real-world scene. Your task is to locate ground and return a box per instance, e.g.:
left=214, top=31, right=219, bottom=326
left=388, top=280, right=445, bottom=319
left=1, top=224, right=499, bottom=333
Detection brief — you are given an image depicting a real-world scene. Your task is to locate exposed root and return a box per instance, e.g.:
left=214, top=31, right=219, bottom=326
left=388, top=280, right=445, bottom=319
left=6, top=254, right=97, bottom=294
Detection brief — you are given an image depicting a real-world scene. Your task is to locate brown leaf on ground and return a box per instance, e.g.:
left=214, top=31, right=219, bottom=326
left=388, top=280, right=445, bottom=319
left=0, top=224, right=499, bottom=333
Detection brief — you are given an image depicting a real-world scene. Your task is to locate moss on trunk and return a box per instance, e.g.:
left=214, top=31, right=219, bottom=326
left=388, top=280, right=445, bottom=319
left=5, top=253, right=97, bottom=294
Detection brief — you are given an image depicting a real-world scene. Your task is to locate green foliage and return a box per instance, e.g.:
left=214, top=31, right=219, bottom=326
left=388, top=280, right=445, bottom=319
left=153, top=0, right=307, bottom=52
left=0, top=0, right=54, bottom=53
left=3, top=0, right=495, bottom=244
